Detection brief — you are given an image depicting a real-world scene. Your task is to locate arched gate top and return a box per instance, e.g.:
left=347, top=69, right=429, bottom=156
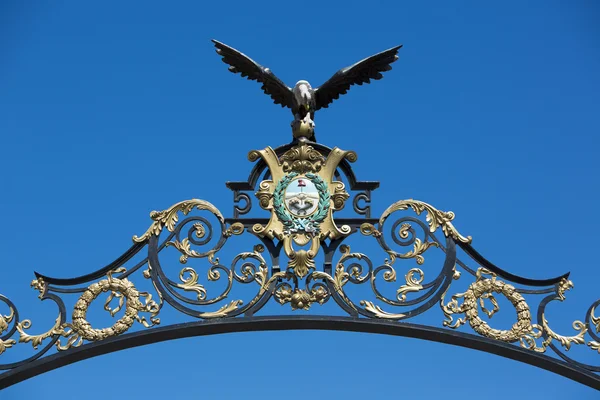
left=1, top=40, right=598, bottom=392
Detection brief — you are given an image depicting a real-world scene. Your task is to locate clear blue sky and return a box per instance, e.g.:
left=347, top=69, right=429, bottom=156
left=1, top=1, right=599, bottom=399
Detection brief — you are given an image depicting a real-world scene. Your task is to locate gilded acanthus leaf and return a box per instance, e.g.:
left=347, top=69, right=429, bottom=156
left=280, top=144, right=326, bottom=173
left=133, top=199, right=224, bottom=243
left=396, top=268, right=424, bottom=302
left=360, top=301, right=406, bottom=319
left=288, top=249, right=315, bottom=278
left=0, top=307, right=14, bottom=334
left=177, top=267, right=207, bottom=301
left=199, top=300, right=243, bottom=318
left=0, top=338, right=16, bottom=355
left=17, top=316, right=63, bottom=350
left=379, top=199, right=472, bottom=244
left=541, top=316, right=587, bottom=351
left=167, top=238, right=202, bottom=264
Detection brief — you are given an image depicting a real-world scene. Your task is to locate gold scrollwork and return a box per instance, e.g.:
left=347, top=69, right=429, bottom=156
left=541, top=316, right=587, bottom=351
left=133, top=199, right=224, bottom=243
left=16, top=316, right=63, bottom=349
left=376, top=199, right=472, bottom=244
left=397, top=223, right=438, bottom=265
left=167, top=238, right=204, bottom=264
left=225, top=222, right=245, bottom=237
left=361, top=218, right=445, bottom=265
left=533, top=279, right=595, bottom=353
left=591, top=306, right=599, bottom=332
left=199, top=300, right=243, bottom=318
left=177, top=267, right=208, bottom=300
left=255, top=181, right=273, bottom=210
left=331, top=181, right=350, bottom=210
left=396, top=268, right=425, bottom=302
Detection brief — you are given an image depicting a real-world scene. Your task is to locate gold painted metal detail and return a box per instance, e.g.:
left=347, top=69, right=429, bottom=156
left=541, top=316, right=587, bottom=351
left=0, top=308, right=16, bottom=355
left=133, top=199, right=224, bottom=243
left=0, top=338, right=15, bottom=356
left=275, top=287, right=328, bottom=311
left=55, top=268, right=160, bottom=350
left=441, top=268, right=532, bottom=342
left=361, top=199, right=470, bottom=265
left=249, top=143, right=353, bottom=243
left=16, top=316, right=63, bottom=349
left=279, top=144, right=326, bottom=173
left=397, top=223, right=438, bottom=265
left=198, top=300, right=243, bottom=318
left=331, top=181, right=350, bottom=210
left=225, top=222, right=245, bottom=237
left=31, top=277, right=46, bottom=296
left=396, top=268, right=425, bottom=302
left=360, top=300, right=406, bottom=319
left=378, top=199, right=472, bottom=244
left=167, top=238, right=205, bottom=264
left=177, top=267, right=208, bottom=300
left=440, top=271, right=600, bottom=357
left=531, top=279, right=597, bottom=354
left=284, top=234, right=320, bottom=278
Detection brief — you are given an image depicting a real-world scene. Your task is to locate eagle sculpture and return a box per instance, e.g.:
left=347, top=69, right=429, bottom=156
left=212, top=39, right=402, bottom=142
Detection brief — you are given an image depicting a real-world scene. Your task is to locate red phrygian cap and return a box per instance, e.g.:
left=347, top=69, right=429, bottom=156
left=297, top=179, right=306, bottom=187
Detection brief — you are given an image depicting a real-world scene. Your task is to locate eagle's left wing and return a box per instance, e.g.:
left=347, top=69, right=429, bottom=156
left=315, top=45, right=402, bottom=111
left=212, top=40, right=295, bottom=109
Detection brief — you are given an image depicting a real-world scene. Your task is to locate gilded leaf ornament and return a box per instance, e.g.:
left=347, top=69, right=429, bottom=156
left=379, top=200, right=472, bottom=244
left=0, top=308, right=16, bottom=356
left=133, top=199, right=225, bottom=243
left=396, top=268, right=425, bottom=302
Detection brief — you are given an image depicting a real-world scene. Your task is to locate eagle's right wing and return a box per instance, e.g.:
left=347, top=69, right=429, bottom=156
left=212, top=40, right=295, bottom=109
left=315, top=45, right=402, bottom=111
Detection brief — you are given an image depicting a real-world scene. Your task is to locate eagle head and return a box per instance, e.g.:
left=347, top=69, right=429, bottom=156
left=293, top=80, right=314, bottom=112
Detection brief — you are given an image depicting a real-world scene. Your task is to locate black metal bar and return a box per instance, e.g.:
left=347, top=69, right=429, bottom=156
left=457, top=241, right=570, bottom=286
left=224, top=218, right=380, bottom=226
left=34, top=242, right=147, bottom=285
left=0, top=316, right=597, bottom=391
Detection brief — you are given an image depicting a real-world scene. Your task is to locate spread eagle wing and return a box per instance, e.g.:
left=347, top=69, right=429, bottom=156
left=314, top=45, right=402, bottom=111
left=212, top=39, right=295, bottom=109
